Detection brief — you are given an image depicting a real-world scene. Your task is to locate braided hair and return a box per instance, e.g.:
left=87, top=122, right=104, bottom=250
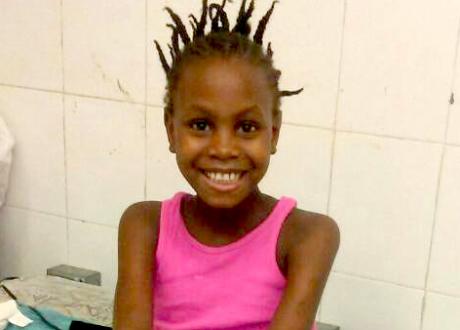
left=155, top=0, right=303, bottom=115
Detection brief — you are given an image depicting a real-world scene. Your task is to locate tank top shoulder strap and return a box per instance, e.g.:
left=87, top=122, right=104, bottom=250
left=156, top=192, right=187, bottom=260
left=267, top=196, right=297, bottom=236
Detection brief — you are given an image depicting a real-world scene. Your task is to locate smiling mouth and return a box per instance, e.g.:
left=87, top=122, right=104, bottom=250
left=201, top=170, right=246, bottom=185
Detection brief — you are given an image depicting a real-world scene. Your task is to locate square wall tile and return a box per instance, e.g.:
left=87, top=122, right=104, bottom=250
left=148, top=0, right=344, bottom=129
left=329, top=132, right=442, bottom=287
left=447, top=32, right=460, bottom=145
left=68, top=219, right=118, bottom=293
left=0, top=206, right=67, bottom=279
left=260, top=125, right=333, bottom=214
left=337, top=0, right=460, bottom=141
left=0, top=0, right=62, bottom=90
left=146, top=106, right=193, bottom=201
left=0, top=86, right=66, bottom=215
left=422, top=293, right=460, bottom=330
left=427, top=146, right=460, bottom=295
left=320, top=273, right=423, bottom=330
left=269, top=0, right=344, bottom=128
left=65, top=96, right=145, bottom=226
left=63, top=0, right=145, bottom=102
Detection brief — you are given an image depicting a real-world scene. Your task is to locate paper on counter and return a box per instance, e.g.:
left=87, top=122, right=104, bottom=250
left=0, top=299, right=33, bottom=328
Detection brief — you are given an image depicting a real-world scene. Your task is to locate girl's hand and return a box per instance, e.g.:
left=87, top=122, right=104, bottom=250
left=269, top=214, right=340, bottom=330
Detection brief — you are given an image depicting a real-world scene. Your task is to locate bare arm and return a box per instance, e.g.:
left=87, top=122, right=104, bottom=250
left=269, top=215, right=340, bottom=330
left=113, top=201, right=161, bottom=330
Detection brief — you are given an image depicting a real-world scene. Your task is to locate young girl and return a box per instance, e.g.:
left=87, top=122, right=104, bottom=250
left=113, top=1, right=340, bottom=329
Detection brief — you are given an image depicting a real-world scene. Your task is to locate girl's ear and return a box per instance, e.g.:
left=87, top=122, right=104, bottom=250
left=164, top=111, right=176, bottom=153
left=271, top=111, right=282, bottom=155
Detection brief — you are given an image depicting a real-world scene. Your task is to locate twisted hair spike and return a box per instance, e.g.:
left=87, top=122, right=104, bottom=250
left=218, top=4, right=230, bottom=32
left=154, top=40, right=170, bottom=73
left=236, top=0, right=247, bottom=20
left=209, top=5, right=220, bottom=32
left=232, top=0, right=254, bottom=36
left=209, top=3, right=230, bottom=32
left=221, top=0, right=230, bottom=9
left=166, top=24, right=180, bottom=57
left=165, top=7, right=191, bottom=45
left=189, top=14, right=199, bottom=38
left=280, top=88, right=304, bottom=97
left=196, top=0, right=209, bottom=37
left=253, top=1, right=278, bottom=45
left=189, top=14, right=199, bottom=27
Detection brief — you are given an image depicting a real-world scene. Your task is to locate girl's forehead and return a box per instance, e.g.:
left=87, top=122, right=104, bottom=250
left=174, top=56, right=274, bottom=112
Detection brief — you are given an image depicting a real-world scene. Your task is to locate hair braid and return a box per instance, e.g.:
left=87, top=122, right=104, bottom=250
left=165, top=7, right=191, bottom=45
left=232, top=0, right=254, bottom=36
left=155, top=0, right=303, bottom=114
left=253, top=1, right=277, bottom=45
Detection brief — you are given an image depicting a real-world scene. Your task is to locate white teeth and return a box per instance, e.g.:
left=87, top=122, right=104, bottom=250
left=205, top=171, right=241, bottom=183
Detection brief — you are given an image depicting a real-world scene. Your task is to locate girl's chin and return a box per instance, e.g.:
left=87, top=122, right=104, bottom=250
left=194, top=190, right=250, bottom=210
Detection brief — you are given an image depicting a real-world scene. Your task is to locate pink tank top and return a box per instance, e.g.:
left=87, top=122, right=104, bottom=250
left=153, top=192, right=318, bottom=330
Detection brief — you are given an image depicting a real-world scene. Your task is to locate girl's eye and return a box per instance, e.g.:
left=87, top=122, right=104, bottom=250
left=190, top=120, right=210, bottom=131
left=238, top=122, right=258, bottom=134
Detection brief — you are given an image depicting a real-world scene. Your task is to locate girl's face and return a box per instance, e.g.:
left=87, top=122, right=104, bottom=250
left=165, top=56, right=281, bottom=209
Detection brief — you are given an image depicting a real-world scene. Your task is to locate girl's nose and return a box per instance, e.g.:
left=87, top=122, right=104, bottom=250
left=208, top=128, right=239, bottom=159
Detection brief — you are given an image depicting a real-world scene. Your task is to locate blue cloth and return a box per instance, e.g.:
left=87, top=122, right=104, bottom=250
left=6, top=303, right=76, bottom=330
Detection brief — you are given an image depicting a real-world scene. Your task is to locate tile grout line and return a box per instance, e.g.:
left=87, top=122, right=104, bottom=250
left=144, top=0, right=148, bottom=201
left=331, top=270, right=426, bottom=291
left=331, top=270, right=460, bottom=299
left=283, top=121, right=449, bottom=146
left=59, top=0, right=70, bottom=264
left=336, top=128, right=445, bottom=146
left=0, top=82, right=146, bottom=106
left=4, top=204, right=119, bottom=230
left=419, top=16, right=460, bottom=330
left=320, top=0, right=347, bottom=323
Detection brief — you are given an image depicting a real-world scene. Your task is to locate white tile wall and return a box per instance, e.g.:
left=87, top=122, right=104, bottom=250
left=260, top=125, right=333, bottom=214
left=337, top=0, right=460, bottom=141
left=63, top=0, right=145, bottom=102
left=0, top=86, right=66, bottom=215
left=68, top=219, right=118, bottom=293
left=427, top=146, right=460, bottom=295
left=422, top=292, right=460, bottom=330
left=1, top=0, right=460, bottom=328
left=0, top=206, right=67, bottom=279
left=146, top=106, right=193, bottom=201
left=320, top=272, right=424, bottom=330
left=0, top=0, right=62, bottom=90
left=447, top=31, right=460, bottom=145
left=329, top=132, right=442, bottom=287
left=268, top=0, right=344, bottom=128
left=65, top=96, right=145, bottom=226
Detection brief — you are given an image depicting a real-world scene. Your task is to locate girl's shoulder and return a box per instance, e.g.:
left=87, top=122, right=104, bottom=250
left=118, top=201, right=162, bottom=255
left=277, top=208, right=339, bottom=277
left=120, top=201, right=161, bottom=227
left=282, top=208, right=338, bottom=247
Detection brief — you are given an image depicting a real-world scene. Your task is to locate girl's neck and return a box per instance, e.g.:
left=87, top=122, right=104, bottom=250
left=184, top=189, right=277, bottom=237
